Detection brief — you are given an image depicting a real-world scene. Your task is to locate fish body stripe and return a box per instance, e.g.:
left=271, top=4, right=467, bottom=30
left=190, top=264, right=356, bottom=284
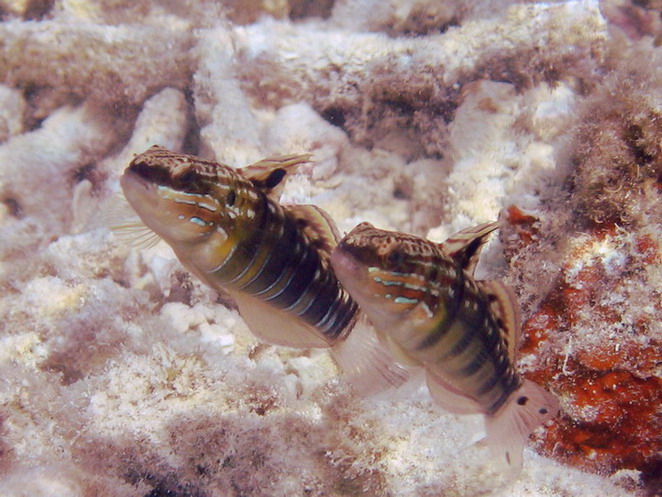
left=209, top=193, right=356, bottom=341
left=348, top=231, right=520, bottom=414
left=416, top=271, right=466, bottom=351
left=475, top=350, right=518, bottom=399
left=228, top=196, right=280, bottom=288
left=257, top=245, right=304, bottom=301
left=315, top=291, right=354, bottom=337
left=206, top=198, right=272, bottom=284
left=246, top=222, right=299, bottom=297
left=282, top=267, right=322, bottom=312
left=423, top=275, right=520, bottom=414
left=331, top=221, right=541, bottom=418
left=266, top=245, right=319, bottom=308
left=123, top=146, right=357, bottom=346
left=286, top=271, right=324, bottom=315
left=236, top=221, right=288, bottom=293
left=299, top=277, right=356, bottom=339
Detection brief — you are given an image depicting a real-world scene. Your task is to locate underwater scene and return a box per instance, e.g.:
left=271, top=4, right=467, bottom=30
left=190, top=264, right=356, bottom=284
left=0, top=0, right=660, bottom=496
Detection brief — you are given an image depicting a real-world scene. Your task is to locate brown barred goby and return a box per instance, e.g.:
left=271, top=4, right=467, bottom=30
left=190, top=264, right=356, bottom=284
left=116, top=145, right=405, bottom=388
left=330, top=221, right=559, bottom=472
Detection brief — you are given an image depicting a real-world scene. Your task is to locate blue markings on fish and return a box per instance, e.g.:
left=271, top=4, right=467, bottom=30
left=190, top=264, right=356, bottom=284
left=331, top=221, right=560, bottom=472
left=116, top=145, right=407, bottom=391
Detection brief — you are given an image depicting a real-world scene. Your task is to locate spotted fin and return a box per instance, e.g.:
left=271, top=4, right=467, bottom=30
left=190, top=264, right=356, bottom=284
left=241, top=154, right=312, bottom=200
left=477, top=280, right=521, bottom=361
left=384, top=333, right=422, bottom=367
left=485, top=379, right=560, bottom=473
left=285, top=204, right=340, bottom=262
left=440, top=221, right=500, bottom=276
left=228, top=290, right=330, bottom=349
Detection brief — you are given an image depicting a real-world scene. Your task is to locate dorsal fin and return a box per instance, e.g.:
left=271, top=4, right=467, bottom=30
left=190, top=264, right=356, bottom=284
left=285, top=204, right=340, bottom=263
left=440, top=221, right=500, bottom=276
left=477, top=280, right=521, bottom=361
left=240, top=154, right=312, bottom=200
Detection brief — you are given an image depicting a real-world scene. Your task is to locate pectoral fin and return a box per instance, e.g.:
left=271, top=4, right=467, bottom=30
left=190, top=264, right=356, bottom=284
left=106, top=192, right=162, bottom=249
left=385, top=333, right=422, bottom=367
left=241, top=154, right=312, bottom=200
left=331, top=316, right=411, bottom=394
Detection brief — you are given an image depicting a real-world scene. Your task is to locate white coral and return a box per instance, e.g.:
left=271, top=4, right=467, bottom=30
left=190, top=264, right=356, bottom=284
left=0, top=0, right=652, bottom=496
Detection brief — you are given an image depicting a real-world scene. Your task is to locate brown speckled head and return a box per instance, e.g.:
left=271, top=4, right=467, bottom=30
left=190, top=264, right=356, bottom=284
left=335, top=222, right=453, bottom=274
left=331, top=222, right=460, bottom=331
left=120, top=145, right=256, bottom=246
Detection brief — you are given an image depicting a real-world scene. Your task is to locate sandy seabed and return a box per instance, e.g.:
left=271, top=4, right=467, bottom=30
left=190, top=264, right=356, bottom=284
left=0, top=1, right=660, bottom=496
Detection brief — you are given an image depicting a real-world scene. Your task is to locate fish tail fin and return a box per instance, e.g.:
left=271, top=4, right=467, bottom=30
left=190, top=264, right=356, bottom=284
left=484, top=379, right=559, bottom=473
left=331, top=316, right=410, bottom=395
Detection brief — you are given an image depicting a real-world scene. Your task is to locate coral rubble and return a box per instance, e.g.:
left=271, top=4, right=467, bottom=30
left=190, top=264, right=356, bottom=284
left=0, top=0, right=660, bottom=496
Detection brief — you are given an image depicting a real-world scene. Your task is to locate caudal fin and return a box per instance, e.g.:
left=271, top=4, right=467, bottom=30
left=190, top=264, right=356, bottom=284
left=331, top=316, right=410, bottom=395
left=484, top=379, right=560, bottom=473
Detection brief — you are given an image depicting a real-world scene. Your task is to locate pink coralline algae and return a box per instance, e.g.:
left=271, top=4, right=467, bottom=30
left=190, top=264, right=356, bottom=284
left=504, top=206, right=662, bottom=490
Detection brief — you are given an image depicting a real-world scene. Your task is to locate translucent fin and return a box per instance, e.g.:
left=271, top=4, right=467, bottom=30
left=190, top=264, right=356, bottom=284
left=285, top=204, right=340, bottom=262
left=485, top=379, right=560, bottom=473
left=331, top=316, right=411, bottom=395
left=241, top=154, right=312, bottom=200
left=477, top=280, right=521, bottom=360
left=440, top=221, right=500, bottom=276
left=228, top=290, right=330, bottom=348
left=384, top=333, right=421, bottom=367
left=105, top=192, right=162, bottom=249
left=426, top=370, right=484, bottom=415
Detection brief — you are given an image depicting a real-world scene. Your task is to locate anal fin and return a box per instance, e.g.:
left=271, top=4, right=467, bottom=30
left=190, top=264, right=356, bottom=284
left=425, top=370, right=483, bottom=415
